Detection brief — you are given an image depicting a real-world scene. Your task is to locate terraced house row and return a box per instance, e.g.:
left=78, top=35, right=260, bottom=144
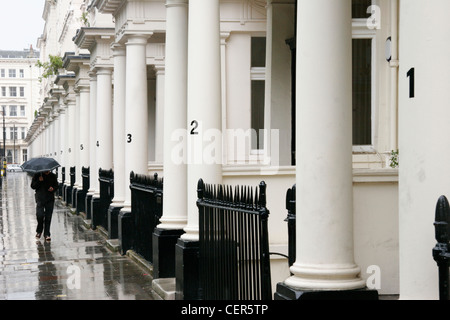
left=24, top=0, right=450, bottom=300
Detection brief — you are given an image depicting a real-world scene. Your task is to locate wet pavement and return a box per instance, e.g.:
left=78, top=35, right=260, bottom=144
left=0, top=172, right=158, bottom=300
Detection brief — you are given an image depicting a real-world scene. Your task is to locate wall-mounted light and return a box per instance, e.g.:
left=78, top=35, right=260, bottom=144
left=385, top=37, right=392, bottom=62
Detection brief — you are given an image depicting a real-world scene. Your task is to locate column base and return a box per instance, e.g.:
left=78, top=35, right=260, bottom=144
left=118, top=209, right=134, bottom=255
left=153, top=228, right=185, bottom=279
left=58, top=182, right=64, bottom=198
left=76, top=189, right=87, bottom=215
left=71, top=187, right=78, bottom=209
left=85, top=193, right=93, bottom=220
left=62, top=184, right=67, bottom=202
left=274, top=282, right=378, bottom=300
left=91, top=196, right=100, bottom=230
left=108, top=205, right=123, bottom=239
left=175, top=238, right=200, bottom=300
left=65, top=185, right=73, bottom=207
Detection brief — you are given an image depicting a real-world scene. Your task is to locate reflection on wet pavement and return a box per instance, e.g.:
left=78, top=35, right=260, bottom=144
left=0, top=173, right=157, bottom=300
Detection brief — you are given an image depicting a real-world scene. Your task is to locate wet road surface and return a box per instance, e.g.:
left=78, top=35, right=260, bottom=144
left=0, top=172, right=158, bottom=300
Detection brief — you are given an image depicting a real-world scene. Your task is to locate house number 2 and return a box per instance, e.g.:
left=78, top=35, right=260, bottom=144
left=190, top=120, right=199, bottom=135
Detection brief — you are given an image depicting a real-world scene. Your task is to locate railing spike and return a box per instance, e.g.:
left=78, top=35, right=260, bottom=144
left=259, top=181, right=267, bottom=207
left=435, top=195, right=450, bottom=243
left=197, top=179, right=205, bottom=200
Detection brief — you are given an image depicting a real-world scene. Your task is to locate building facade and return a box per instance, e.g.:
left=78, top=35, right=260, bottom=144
left=0, top=48, right=40, bottom=165
left=25, top=0, right=449, bottom=300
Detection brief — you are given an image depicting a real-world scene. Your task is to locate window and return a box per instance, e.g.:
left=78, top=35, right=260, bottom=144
left=251, top=37, right=266, bottom=68
left=251, top=80, right=265, bottom=150
left=352, top=0, right=372, bottom=18
left=6, top=150, right=12, bottom=163
left=9, top=105, right=17, bottom=117
left=352, top=0, right=376, bottom=149
left=8, top=69, right=16, bottom=78
left=9, top=87, right=16, bottom=97
left=9, top=127, right=17, bottom=140
left=23, top=149, right=27, bottom=162
left=20, top=105, right=25, bottom=117
left=352, top=39, right=372, bottom=145
left=19, top=69, right=24, bottom=78
left=21, top=127, right=26, bottom=140
left=251, top=37, right=266, bottom=150
left=0, top=69, right=4, bottom=77
left=1, top=87, right=5, bottom=97
left=19, top=87, right=24, bottom=97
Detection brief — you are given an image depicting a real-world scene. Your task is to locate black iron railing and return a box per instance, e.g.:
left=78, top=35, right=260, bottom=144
left=433, top=195, right=450, bottom=300
left=197, top=179, right=272, bottom=300
left=130, top=172, right=163, bottom=262
left=95, top=168, right=114, bottom=231
left=285, top=184, right=296, bottom=268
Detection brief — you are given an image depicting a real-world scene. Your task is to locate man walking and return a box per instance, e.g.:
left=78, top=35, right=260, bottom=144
left=31, top=170, right=58, bottom=241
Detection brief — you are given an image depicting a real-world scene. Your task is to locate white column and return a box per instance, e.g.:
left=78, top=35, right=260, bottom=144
left=51, top=110, right=57, bottom=159
left=79, top=86, right=90, bottom=172
left=53, top=108, right=61, bottom=163
left=183, top=0, right=223, bottom=241
left=111, top=43, right=126, bottom=206
left=121, top=34, right=149, bottom=212
left=398, top=0, right=450, bottom=300
left=154, top=65, right=165, bottom=164
left=88, top=72, right=98, bottom=195
left=73, top=90, right=81, bottom=189
left=67, top=95, right=76, bottom=174
left=284, top=0, right=365, bottom=291
left=43, top=121, right=48, bottom=157
left=159, top=0, right=188, bottom=230
left=64, top=97, right=73, bottom=187
left=59, top=104, right=67, bottom=181
left=50, top=113, right=56, bottom=158
left=95, top=67, right=113, bottom=181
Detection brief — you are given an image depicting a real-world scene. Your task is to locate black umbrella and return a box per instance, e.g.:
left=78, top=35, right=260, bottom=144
left=21, top=157, right=61, bottom=174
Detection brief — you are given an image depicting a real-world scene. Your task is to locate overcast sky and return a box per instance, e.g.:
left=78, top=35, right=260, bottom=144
left=0, top=0, right=45, bottom=51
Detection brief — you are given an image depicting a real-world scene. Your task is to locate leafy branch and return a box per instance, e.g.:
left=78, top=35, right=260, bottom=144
left=80, top=11, right=90, bottom=27
left=389, top=150, right=399, bottom=168
left=35, top=55, right=63, bottom=82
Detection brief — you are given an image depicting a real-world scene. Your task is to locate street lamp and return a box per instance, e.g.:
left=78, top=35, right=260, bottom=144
left=2, top=106, right=6, bottom=177
left=13, top=123, right=15, bottom=164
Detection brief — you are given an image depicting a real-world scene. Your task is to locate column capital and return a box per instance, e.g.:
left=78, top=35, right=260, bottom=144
left=88, top=70, right=97, bottom=79
left=96, top=67, right=113, bottom=76
left=77, top=85, right=91, bottom=93
left=166, top=0, right=188, bottom=8
left=125, top=34, right=151, bottom=46
left=111, top=43, right=126, bottom=56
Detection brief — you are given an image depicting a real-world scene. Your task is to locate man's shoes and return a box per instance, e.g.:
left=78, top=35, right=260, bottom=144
left=45, top=236, right=51, bottom=242
left=35, top=233, right=41, bottom=240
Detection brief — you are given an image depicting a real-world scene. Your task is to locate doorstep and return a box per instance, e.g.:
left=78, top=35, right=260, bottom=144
left=152, top=278, right=176, bottom=300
